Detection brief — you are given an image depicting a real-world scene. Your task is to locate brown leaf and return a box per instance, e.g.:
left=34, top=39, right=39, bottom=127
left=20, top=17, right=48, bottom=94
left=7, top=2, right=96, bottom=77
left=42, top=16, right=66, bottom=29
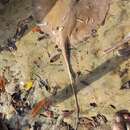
left=32, top=26, right=43, bottom=33
left=31, top=98, right=51, bottom=118
left=0, top=75, right=6, bottom=93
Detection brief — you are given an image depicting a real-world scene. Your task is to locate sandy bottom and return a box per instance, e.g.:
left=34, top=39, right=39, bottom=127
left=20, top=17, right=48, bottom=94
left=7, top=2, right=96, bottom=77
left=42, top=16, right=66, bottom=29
left=0, top=0, right=130, bottom=129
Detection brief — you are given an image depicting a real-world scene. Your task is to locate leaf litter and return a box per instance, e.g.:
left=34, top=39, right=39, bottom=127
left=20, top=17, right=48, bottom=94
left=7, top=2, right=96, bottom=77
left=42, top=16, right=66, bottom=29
left=2, top=0, right=129, bottom=130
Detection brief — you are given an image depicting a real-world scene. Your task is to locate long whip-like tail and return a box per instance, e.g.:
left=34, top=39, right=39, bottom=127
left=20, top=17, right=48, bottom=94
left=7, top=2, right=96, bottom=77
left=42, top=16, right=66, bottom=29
left=61, top=39, right=80, bottom=130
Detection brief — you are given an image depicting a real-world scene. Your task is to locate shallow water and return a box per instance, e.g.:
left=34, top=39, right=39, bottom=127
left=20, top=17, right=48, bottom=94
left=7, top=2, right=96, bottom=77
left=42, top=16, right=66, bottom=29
left=0, top=0, right=130, bottom=129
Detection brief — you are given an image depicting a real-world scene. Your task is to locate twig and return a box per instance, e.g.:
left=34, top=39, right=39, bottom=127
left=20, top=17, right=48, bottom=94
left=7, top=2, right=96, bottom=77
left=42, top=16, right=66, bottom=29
left=31, top=98, right=48, bottom=117
left=104, top=33, right=130, bottom=54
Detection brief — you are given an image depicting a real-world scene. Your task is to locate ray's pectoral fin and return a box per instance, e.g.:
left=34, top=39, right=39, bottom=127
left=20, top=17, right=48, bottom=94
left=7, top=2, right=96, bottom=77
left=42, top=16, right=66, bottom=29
left=32, top=0, right=57, bottom=23
left=70, top=0, right=110, bottom=44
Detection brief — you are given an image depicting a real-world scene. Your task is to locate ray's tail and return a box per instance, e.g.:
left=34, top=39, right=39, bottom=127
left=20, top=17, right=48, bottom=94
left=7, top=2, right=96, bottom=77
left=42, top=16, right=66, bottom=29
left=60, top=37, right=80, bottom=130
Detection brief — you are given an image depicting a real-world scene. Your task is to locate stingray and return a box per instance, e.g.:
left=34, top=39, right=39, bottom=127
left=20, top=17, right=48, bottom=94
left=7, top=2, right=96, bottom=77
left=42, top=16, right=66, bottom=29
left=32, top=0, right=110, bottom=129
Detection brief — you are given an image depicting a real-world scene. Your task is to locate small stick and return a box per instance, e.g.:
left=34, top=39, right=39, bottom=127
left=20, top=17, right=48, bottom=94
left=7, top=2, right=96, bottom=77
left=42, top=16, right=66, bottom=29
left=104, top=33, right=130, bottom=54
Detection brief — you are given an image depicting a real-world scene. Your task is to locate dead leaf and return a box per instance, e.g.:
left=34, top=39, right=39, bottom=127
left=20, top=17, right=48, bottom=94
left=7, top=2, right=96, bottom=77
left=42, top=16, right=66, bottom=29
left=31, top=98, right=51, bottom=117
left=0, top=75, right=6, bottom=93
left=32, top=26, right=43, bottom=33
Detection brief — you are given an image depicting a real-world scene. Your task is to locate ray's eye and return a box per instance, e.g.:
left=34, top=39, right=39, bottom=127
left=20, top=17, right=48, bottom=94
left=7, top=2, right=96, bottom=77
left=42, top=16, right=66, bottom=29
left=56, top=26, right=59, bottom=30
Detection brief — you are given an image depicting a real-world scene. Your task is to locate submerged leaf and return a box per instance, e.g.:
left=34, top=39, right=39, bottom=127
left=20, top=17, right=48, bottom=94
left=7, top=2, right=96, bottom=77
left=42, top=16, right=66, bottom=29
left=31, top=98, right=50, bottom=117
left=0, top=75, right=6, bottom=93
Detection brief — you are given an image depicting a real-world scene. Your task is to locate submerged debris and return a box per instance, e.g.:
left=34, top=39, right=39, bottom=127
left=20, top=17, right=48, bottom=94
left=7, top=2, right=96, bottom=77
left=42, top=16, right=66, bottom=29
left=91, top=114, right=108, bottom=126
left=37, top=33, right=49, bottom=41
left=49, top=84, right=61, bottom=96
left=0, top=0, right=9, bottom=5
left=0, top=15, right=33, bottom=52
left=34, top=74, right=50, bottom=92
left=0, top=0, right=9, bottom=10
left=1, top=37, right=16, bottom=52
left=62, top=110, right=74, bottom=118
left=79, top=116, right=95, bottom=129
left=78, top=114, right=108, bottom=129
left=89, top=102, right=97, bottom=108
left=49, top=51, right=61, bottom=63
left=104, top=32, right=130, bottom=55
left=112, top=110, right=130, bottom=130
left=31, top=98, right=50, bottom=118
left=110, top=104, right=116, bottom=109
left=0, top=75, right=6, bottom=93
left=23, top=80, right=33, bottom=91
left=119, top=68, right=128, bottom=78
left=120, top=80, right=130, bottom=90
left=14, top=15, right=33, bottom=40
left=117, top=45, right=130, bottom=57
